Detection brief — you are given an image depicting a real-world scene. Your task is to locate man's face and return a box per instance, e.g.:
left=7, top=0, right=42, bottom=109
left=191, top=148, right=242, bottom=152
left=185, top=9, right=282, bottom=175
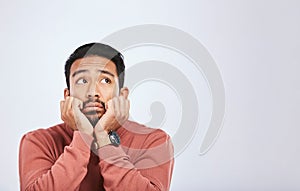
left=67, top=55, right=119, bottom=125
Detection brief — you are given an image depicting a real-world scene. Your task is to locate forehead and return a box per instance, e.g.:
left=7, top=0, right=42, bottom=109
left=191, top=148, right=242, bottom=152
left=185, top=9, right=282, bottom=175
left=70, top=56, right=117, bottom=75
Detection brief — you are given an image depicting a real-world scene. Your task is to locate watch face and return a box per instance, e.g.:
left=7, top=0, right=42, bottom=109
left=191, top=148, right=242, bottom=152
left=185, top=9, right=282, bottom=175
left=109, top=131, right=121, bottom=146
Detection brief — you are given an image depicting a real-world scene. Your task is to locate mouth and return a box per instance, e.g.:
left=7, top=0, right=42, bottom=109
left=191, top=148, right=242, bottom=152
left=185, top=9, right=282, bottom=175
left=81, top=102, right=105, bottom=114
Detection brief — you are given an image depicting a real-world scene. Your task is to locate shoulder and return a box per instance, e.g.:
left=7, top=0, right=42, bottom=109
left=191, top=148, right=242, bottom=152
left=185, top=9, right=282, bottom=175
left=21, top=123, right=68, bottom=145
left=19, top=124, right=71, bottom=162
left=121, top=120, right=169, bottom=136
left=121, top=121, right=174, bottom=166
left=120, top=120, right=171, bottom=147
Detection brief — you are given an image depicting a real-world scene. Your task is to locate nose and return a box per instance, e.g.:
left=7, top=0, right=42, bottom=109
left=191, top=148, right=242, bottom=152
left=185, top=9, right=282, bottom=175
left=86, top=83, right=101, bottom=98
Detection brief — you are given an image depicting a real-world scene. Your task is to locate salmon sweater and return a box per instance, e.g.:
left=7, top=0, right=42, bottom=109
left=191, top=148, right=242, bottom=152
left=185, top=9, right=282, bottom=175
left=19, top=121, right=174, bottom=191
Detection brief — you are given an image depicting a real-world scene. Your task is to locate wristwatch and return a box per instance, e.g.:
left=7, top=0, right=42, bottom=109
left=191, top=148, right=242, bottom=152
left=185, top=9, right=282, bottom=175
left=93, top=130, right=121, bottom=150
left=108, top=130, right=121, bottom=147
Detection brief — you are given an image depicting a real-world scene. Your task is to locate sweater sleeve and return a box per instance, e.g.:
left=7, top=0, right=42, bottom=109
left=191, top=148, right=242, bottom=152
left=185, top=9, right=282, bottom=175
left=98, top=130, right=174, bottom=191
left=19, top=131, right=93, bottom=191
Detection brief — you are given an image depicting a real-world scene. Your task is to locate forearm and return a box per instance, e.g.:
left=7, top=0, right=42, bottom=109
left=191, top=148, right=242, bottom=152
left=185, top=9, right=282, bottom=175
left=19, top=131, right=93, bottom=191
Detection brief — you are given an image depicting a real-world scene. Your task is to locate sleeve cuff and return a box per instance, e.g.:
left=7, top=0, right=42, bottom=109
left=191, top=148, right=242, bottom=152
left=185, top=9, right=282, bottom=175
left=97, top=145, right=127, bottom=159
left=70, top=131, right=94, bottom=153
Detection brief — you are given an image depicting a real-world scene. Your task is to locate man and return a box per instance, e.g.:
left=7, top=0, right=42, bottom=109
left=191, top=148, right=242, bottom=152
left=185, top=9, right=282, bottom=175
left=19, top=43, right=174, bottom=191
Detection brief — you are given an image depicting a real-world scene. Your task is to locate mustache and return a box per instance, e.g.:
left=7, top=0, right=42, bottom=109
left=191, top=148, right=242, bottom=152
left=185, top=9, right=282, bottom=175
left=82, top=98, right=106, bottom=112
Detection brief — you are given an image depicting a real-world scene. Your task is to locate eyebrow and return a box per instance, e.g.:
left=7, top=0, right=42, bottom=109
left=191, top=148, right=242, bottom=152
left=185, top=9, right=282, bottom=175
left=71, top=69, right=115, bottom=78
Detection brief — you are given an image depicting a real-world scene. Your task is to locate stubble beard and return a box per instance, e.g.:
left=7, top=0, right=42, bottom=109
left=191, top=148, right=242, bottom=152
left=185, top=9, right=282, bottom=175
left=82, top=99, right=106, bottom=127
left=86, top=112, right=103, bottom=127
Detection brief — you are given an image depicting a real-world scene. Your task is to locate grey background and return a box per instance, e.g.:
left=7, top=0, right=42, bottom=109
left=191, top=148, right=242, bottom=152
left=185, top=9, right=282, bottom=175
left=0, top=0, right=299, bottom=190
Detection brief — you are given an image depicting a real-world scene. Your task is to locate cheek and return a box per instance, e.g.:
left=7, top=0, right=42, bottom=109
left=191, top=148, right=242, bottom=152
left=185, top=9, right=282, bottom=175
left=70, top=85, right=87, bottom=98
left=101, top=86, right=118, bottom=100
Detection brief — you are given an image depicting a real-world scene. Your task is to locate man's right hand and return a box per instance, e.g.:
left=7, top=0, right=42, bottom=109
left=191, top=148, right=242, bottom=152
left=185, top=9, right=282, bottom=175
left=60, top=96, right=94, bottom=136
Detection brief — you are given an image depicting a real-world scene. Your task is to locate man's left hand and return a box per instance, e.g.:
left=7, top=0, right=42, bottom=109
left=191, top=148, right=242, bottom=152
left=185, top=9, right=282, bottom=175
left=94, top=87, right=130, bottom=139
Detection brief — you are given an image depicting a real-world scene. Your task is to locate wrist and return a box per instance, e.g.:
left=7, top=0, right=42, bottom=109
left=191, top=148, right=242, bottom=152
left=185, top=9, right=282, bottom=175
left=81, top=130, right=94, bottom=137
left=95, top=131, right=111, bottom=148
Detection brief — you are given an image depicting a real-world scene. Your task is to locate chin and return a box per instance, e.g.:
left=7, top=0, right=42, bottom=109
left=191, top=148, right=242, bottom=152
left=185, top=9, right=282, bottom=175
left=86, top=113, right=103, bottom=127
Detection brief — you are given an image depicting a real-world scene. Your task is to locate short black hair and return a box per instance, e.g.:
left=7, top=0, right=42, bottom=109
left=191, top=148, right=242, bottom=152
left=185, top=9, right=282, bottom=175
left=65, top=42, right=125, bottom=90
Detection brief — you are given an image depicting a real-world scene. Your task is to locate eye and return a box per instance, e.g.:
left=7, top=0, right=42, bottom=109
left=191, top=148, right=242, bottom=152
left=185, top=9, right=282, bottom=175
left=100, top=78, right=111, bottom=84
left=76, top=78, right=88, bottom=84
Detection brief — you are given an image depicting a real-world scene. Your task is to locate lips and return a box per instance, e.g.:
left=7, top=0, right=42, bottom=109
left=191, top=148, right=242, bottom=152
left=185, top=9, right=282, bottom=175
left=81, top=102, right=104, bottom=114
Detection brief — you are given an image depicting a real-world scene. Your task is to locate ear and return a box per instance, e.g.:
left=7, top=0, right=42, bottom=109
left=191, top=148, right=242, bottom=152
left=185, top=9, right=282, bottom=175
left=120, top=87, right=129, bottom=99
left=64, top=88, right=70, bottom=99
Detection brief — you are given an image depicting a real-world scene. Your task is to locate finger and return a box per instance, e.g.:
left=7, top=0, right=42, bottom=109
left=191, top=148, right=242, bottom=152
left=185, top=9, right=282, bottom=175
left=125, top=99, right=130, bottom=118
left=67, top=96, right=74, bottom=109
left=65, top=96, right=74, bottom=119
left=61, top=97, right=68, bottom=116
left=120, top=87, right=129, bottom=99
left=119, top=96, right=126, bottom=117
left=60, top=100, right=65, bottom=113
left=113, top=97, right=120, bottom=118
left=70, top=98, right=85, bottom=129
left=62, top=97, right=72, bottom=120
left=71, top=98, right=84, bottom=120
left=121, top=99, right=130, bottom=120
left=72, top=97, right=83, bottom=111
left=60, top=100, right=65, bottom=120
left=63, top=96, right=72, bottom=115
left=106, top=99, right=113, bottom=112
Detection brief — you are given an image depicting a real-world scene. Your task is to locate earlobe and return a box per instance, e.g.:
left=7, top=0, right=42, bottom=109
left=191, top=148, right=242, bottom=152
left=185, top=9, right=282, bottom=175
left=64, top=88, right=70, bottom=99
